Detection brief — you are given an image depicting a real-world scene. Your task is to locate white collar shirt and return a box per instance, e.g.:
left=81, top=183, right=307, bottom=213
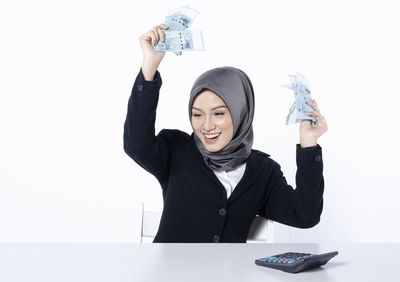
left=211, top=162, right=247, bottom=198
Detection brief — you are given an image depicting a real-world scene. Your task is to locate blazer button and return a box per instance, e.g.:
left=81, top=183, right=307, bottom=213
left=213, top=235, right=220, bottom=243
left=218, top=208, right=227, bottom=216
left=314, top=155, right=322, bottom=162
left=137, top=84, right=144, bottom=92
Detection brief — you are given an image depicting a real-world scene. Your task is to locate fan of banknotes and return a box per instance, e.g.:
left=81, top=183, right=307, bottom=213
left=154, top=5, right=205, bottom=56
left=282, top=73, right=317, bottom=125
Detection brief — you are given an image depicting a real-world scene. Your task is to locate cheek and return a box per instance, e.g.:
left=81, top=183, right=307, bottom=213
left=191, top=119, right=200, bottom=132
left=219, top=118, right=233, bottom=133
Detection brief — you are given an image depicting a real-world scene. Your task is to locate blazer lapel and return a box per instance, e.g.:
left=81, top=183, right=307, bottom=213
left=227, top=151, right=263, bottom=205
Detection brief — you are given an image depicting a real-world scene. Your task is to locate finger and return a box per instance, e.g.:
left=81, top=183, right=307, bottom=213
left=313, top=100, right=319, bottom=112
left=150, top=28, right=161, bottom=45
left=310, top=104, right=322, bottom=115
left=307, top=101, right=316, bottom=111
left=306, top=112, right=324, bottom=123
left=314, top=115, right=327, bottom=126
left=149, top=30, right=158, bottom=46
left=311, top=99, right=321, bottom=112
left=140, top=33, right=154, bottom=47
left=307, top=110, right=323, bottom=117
left=307, top=100, right=319, bottom=112
left=305, top=111, right=318, bottom=117
left=160, top=23, right=169, bottom=29
left=154, top=26, right=165, bottom=42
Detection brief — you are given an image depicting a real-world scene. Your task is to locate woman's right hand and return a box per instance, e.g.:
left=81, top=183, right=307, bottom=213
left=139, top=23, right=169, bottom=80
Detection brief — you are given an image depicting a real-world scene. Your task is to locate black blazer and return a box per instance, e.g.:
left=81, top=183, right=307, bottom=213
left=123, top=69, right=324, bottom=243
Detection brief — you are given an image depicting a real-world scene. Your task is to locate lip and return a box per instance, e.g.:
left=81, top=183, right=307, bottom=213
left=203, top=132, right=221, bottom=144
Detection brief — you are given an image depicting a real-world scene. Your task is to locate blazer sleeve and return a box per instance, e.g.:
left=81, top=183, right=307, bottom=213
left=259, top=144, right=324, bottom=228
left=123, top=68, right=171, bottom=185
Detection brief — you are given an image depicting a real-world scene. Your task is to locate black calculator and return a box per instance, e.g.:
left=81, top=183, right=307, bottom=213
left=255, top=251, right=338, bottom=273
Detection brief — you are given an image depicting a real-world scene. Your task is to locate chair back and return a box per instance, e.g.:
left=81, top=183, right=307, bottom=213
left=137, top=203, right=273, bottom=243
left=137, top=202, right=162, bottom=243
left=246, top=215, right=274, bottom=243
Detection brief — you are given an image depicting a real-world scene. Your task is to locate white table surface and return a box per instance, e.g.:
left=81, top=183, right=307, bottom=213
left=0, top=243, right=397, bottom=282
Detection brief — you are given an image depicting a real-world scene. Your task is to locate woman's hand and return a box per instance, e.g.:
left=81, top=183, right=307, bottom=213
left=299, top=99, right=328, bottom=148
left=139, top=23, right=169, bottom=80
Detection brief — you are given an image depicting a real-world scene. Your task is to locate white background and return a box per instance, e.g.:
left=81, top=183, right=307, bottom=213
left=1, top=0, right=399, bottom=243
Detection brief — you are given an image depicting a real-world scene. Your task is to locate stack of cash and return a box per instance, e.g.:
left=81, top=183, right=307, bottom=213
left=154, top=5, right=205, bottom=56
left=282, top=73, right=317, bottom=125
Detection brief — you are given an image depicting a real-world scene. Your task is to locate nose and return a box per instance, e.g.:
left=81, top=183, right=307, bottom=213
left=203, top=116, right=216, bottom=132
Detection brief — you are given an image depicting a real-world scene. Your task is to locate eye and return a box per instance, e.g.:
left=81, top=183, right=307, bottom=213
left=192, top=113, right=201, bottom=117
left=215, top=112, right=224, bottom=116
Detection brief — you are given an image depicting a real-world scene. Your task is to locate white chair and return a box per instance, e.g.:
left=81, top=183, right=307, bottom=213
left=136, top=202, right=162, bottom=243
left=246, top=215, right=274, bottom=243
left=136, top=202, right=273, bottom=243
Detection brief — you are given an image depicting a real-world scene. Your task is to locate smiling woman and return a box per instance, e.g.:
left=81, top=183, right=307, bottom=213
left=123, top=23, right=327, bottom=243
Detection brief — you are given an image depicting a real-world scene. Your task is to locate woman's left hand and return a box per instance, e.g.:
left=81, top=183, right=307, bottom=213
left=299, top=99, right=328, bottom=148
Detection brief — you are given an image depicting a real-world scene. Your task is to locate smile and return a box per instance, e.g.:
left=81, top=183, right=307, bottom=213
left=203, top=133, right=221, bottom=144
left=204, top=133, right=221, bottom=139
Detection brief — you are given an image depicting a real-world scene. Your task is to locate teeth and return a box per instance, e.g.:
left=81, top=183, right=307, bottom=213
left=205, top=133, right=221, bottom=139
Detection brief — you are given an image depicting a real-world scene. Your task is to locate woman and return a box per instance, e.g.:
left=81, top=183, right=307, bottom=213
left=123, top=24, right=328, bottom=243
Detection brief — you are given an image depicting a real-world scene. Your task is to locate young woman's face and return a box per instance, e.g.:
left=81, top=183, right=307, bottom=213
left=191, top=90, right=234, bottom=152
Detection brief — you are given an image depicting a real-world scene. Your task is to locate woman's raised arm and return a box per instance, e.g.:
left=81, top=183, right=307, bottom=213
left=139, top=23, right=169, bottom=81
left=123, top=24, right=171, bottom=185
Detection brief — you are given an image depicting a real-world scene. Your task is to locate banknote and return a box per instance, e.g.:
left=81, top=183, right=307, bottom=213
left=154, top=5, right=204, bottom=56
left=282, top=73, right=317, bottom=125
left=154, top=30, right=205, bottom=53
left=164, top=5, right=200, bottom=30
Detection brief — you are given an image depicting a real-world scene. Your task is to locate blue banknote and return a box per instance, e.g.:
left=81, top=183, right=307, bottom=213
left=282, top=73, right=317, bottom=125
left=154, top=30, right=204, bottom=53
left=164, top=5, right=199, bottom=30
left=154, top=5, right=204, bottom=56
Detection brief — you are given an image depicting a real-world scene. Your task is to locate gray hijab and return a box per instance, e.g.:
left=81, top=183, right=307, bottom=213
left=188, top=66, right=255, bottom=172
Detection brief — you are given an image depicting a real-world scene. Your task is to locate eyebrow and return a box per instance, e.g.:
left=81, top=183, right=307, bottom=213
left=191, top=105, right=227, bottom=112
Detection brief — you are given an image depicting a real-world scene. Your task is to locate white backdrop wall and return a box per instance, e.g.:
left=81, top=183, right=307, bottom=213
left=1, top=0, right=399, bottom=243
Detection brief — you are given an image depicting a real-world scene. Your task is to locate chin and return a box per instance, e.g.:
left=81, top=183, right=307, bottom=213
left=204, top=141, right=226, bottom=152
left=205, top=146, right=220, bottom=153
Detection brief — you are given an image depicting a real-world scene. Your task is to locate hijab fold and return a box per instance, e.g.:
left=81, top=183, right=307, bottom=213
left=188, top=67, right=255, bottom=172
